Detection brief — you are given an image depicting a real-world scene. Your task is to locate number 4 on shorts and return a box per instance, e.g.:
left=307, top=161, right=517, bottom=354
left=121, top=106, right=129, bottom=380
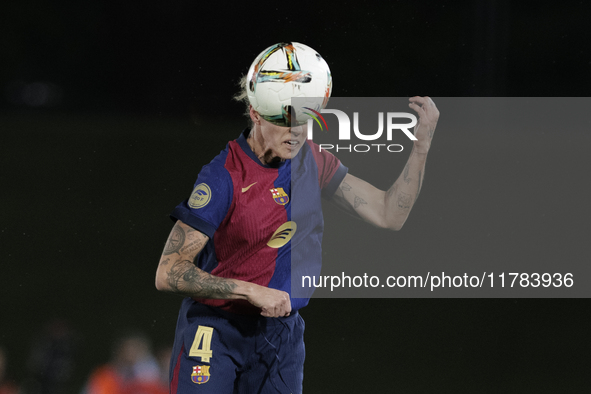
left=189, top=325, right=213, bottom=362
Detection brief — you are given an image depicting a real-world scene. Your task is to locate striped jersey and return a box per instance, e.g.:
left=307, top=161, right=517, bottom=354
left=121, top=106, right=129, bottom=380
left=171, top=128, right=347, bottom=314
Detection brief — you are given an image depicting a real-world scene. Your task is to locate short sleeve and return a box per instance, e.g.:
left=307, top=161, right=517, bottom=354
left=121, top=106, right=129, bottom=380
left=305, top=140, right=348, bottom=199
left=170, top=161, right=234, bottom=239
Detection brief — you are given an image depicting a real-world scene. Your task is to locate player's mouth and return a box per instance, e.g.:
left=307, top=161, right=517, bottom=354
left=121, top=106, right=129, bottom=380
left=284, top=140, right=300, bottom=150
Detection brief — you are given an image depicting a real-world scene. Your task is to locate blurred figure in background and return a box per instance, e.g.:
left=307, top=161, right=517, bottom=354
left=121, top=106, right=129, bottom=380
left=81, top=332, right=167, bottom=394
left=0, top=347, right=20, bottom=394
left=155, top=346, right=172, bottom=389
left=24, top=319, right=77, bottom=394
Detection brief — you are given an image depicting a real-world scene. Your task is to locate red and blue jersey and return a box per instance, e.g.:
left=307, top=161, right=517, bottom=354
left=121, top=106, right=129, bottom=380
left=171, top=129, right=347, bottom=314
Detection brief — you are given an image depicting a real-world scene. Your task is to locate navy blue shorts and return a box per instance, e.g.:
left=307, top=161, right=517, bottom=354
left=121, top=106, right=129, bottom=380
left=169, top=298, right=305, bottom=394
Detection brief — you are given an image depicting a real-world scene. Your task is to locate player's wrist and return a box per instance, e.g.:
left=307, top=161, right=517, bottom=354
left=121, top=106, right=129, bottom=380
left=412, top=141, right=431, bottom=156
left=233, top=280, right=257, bottom=301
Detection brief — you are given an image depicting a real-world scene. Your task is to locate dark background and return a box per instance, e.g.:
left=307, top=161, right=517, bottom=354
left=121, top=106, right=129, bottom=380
left=1, top=0, right=590, bottom=392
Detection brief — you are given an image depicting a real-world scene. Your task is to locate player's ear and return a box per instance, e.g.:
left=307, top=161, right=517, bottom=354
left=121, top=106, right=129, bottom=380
left=249, top=106, right=261, bottom=125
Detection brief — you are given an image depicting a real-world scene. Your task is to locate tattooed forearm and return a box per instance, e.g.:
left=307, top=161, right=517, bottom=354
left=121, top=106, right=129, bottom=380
left=166, top=259, right=238, bottom=299
left=163, top=223, right=185, bottom=255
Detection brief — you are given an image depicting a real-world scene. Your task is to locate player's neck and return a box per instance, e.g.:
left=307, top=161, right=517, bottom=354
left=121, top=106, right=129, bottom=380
left=247, top=128, right=284, bottom=166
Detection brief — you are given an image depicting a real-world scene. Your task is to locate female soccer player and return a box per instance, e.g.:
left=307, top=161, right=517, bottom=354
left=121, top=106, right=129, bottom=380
left=155, top=42, right=439, bottom=393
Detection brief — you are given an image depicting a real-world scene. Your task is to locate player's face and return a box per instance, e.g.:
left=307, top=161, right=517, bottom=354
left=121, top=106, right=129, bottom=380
left=260, top=119, right=307, bottom=159
left=250, top=108, right=308, bottom=163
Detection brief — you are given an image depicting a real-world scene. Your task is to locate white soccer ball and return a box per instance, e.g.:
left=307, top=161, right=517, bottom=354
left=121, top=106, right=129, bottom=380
left=246, top=42, right=332, bottom=126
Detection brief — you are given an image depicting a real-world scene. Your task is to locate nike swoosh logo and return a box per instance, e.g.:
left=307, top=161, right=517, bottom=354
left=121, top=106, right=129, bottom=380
left=241, top=182, right=257, bottom=193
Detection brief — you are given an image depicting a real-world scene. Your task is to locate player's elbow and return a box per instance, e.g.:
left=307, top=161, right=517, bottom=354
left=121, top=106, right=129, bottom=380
left=155, top=270, right=169, bottom=292
left=378, top=216, right=406, bottom=231
left=390, top=216, right=409, bottom=231
left=155, top=276, right=164, bottom=291
left=375, top=197, right=406, bottom=231
left=383, top=222, right=403, bottom=231
left=388, top=222, right=403, bottom=231
left=372, top=220, right=402, bottom=231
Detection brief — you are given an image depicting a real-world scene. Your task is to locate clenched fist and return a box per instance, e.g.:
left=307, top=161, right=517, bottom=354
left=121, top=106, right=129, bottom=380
left=408, top=96, right=439, bottom=153
left=247, top=286, right=292, bottom=317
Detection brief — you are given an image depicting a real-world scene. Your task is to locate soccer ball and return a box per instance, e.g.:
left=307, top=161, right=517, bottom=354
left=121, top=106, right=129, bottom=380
left=246, top=42, right=332, bottom=126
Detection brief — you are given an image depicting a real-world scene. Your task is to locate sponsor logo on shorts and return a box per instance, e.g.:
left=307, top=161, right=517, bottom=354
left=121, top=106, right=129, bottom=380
left=267, top=221, right=297, bottom=248
left=191, top=365, right=210, bottom=384
left=189, top=183, right=211, bottom=209
left=270, top=187, right=289, bottom=205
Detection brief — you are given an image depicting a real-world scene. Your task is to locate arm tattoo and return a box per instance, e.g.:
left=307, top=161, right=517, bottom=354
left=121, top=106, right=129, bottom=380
left=166, top=260, right=237, bottom=298
left=397, top=192, right=412, bottom=210
left=159, top=258, right=170, bottom=266
left=163, top=224, right=185, bottom=255
left=353, top=196, right=367, bottom=209
left=340, top=182, right=352, bottom=192
left=340, top=179, right=368, bottom=209
left=180, top=238, right=206, bottom=257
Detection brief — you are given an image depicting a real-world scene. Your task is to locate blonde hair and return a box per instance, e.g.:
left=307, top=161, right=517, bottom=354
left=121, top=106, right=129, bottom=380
left=233, top=75, right=252, bottom=124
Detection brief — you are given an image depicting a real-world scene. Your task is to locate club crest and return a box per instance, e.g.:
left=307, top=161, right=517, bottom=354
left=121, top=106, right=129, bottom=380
left=191, top=365, right=210, bottom=384
left=270, top=188, right=289, bottom=205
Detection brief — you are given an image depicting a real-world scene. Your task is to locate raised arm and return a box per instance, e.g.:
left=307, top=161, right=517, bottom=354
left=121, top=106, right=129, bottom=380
left=331, top=96, right=439, bottom=230
left=155, top=220, right=291, bottom=317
